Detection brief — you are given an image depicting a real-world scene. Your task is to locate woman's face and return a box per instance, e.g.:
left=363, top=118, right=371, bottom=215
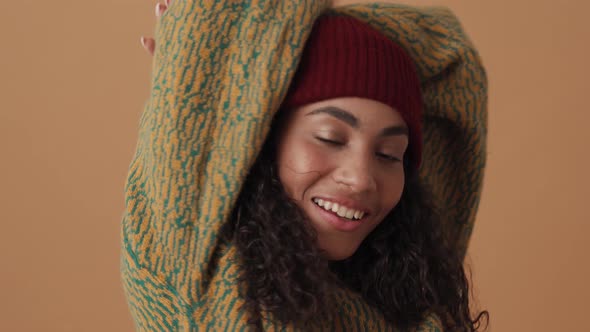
left=276, top=97, right=408, bottom=260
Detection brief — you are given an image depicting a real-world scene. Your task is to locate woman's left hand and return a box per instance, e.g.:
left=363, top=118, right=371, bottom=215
left=140, top=0, right=171, bottom=56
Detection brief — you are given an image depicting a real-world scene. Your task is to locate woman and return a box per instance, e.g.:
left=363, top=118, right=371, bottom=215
left=123, top=1, right=489, bottom=331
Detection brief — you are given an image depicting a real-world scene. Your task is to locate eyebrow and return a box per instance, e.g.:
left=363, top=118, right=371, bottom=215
left=305, top=106, right=409, bottom=137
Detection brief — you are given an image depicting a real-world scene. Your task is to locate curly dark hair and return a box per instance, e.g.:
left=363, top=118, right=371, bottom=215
left=224, top=111, right=489, bottom=331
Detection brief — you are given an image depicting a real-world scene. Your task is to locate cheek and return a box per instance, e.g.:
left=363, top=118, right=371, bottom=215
left=277, top=140, right=329, bottom=200
left=378, top=174, right=405, bottom=217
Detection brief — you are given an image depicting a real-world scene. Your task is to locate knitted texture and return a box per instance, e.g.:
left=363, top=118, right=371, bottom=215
left=120, top=1, right=487, bottom=331
left=282, top=14, right=424, bottom=172
left=336, top=5, right=488, bottom=257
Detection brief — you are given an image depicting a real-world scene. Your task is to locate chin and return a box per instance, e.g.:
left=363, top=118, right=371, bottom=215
left=322, top=244, right=360, bottom=261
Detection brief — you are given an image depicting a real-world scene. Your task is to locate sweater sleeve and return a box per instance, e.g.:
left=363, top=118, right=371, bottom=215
left=120, top=1, right=330, bottom=330
left=332, top=3, right=488, bottom=260
left=120, top=1, right=485, bottom=330
left=329, top=4, right=487, bottom=331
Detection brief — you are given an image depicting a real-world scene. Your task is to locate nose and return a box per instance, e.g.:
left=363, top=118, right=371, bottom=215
left=332, top=153, right=377, bottom=194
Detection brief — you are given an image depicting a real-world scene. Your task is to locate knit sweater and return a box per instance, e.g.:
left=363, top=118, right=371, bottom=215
left=120, top=1, right=487, bottom=331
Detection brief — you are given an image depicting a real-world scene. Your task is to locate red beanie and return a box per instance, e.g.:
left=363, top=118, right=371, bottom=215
left=282, top=15, right=423, bottom=172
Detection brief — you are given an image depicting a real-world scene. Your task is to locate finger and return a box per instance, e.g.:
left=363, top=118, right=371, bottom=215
left=140, top=36, right=156, bottom=56
left=155, top=3, right=167, bottom=17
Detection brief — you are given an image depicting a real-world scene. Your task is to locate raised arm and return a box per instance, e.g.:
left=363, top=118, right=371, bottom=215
left=121, top=0, right=330, bottom=329
left=121, top=1, right=486, bottom=330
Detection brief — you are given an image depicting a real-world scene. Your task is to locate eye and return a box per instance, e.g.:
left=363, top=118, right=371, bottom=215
left=377, top=152, right=401, bottom=163
left=315, top=137, right=344, bottom=146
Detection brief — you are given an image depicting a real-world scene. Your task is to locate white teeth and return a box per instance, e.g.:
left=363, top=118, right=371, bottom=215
left=313, top=198, right=365, bottom=221
left=331, top=203, right=339, bottom=212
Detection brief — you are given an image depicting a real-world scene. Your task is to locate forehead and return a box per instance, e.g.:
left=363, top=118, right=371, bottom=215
left=291, top=97, right=406, bottom=127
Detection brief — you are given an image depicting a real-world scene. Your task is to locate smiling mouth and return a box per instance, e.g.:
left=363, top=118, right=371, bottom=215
left=311, top=198, right=368, bottom=221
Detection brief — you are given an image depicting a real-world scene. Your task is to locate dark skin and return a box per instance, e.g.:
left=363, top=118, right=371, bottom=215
left=276, top=97, right=409, bottom=260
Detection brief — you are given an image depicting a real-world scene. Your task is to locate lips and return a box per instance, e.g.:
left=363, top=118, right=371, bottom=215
left=308, top=194, right=374, bottom=231
left=312, top=197, right=366, bottom=221
left=310, top=198, right=369, bottom=232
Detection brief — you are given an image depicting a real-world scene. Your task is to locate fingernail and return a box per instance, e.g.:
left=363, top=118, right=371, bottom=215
left=140, top=36, right=146, bottom=48
left=155, top=3, right=162, bottom=17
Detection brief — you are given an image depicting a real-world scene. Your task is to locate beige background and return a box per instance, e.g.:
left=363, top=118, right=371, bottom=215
left=1, top=0, right=588, bottom=331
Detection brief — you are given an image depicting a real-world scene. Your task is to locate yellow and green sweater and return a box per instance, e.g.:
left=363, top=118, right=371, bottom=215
left=120, top=1, right=487, bottom=330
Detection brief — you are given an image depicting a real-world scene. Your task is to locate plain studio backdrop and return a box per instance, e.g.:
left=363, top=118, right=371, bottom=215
left=1, top=0, right=588, bottom=331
